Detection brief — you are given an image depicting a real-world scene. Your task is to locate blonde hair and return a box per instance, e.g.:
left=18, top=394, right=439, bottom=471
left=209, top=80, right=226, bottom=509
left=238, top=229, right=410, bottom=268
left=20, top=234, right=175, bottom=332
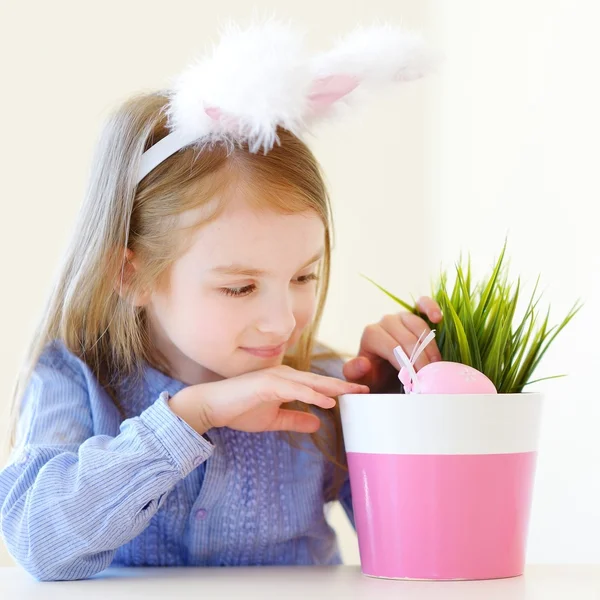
left=9, top=92, right=346, bottom=497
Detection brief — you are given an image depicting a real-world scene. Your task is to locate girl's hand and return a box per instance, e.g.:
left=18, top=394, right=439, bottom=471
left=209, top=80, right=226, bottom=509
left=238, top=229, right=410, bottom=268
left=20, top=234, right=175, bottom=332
left=343, top=296, right=443, bottom=393
left=168, top=366, right=369, bottom=435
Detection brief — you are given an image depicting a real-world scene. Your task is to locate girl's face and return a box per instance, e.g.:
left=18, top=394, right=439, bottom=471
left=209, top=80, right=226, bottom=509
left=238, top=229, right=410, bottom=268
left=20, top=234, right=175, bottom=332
left=145, top=192, right=325, bottom=385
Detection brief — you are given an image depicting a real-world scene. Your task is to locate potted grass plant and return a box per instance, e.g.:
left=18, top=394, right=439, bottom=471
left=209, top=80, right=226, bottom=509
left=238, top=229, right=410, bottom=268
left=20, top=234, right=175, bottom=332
left=339, top=243, right=581, bottom=581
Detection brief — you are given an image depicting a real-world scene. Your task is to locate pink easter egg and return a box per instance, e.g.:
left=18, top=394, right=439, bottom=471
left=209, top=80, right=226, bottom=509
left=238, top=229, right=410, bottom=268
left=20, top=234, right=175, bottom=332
left=416, top=361, right=497, bottom=394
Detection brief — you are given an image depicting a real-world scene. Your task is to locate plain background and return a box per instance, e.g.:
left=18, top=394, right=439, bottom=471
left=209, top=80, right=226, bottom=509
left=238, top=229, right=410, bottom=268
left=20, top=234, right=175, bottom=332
left=0, top=0, right=597, bottom=567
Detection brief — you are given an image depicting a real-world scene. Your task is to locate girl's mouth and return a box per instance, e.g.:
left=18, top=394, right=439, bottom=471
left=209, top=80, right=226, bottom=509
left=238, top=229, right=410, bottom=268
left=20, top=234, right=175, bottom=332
left=240, top=343, right=286, bottom=358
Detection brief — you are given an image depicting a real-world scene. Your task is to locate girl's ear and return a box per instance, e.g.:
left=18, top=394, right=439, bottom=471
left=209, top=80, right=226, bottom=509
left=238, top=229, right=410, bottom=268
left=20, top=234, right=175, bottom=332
left=113, top=248, right=151, bottom=307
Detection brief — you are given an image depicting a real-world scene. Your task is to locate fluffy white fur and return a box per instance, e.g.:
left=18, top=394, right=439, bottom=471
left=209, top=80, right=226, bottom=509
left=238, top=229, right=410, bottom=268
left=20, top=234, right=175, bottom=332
left=159, top=20, right=432, bottom=160
left=167, top=20, right=311, bottom=154
left=311, top=24, right=432, bottom=85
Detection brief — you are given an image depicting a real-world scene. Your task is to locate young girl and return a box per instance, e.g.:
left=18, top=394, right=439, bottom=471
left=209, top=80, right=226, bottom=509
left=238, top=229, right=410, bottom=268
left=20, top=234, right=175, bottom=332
left=0, top=22, right=442, bottom=580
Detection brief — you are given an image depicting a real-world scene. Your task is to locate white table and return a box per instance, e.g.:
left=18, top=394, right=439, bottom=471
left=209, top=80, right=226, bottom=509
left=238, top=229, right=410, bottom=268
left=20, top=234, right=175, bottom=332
left=0, top=565, right=599, bottom=599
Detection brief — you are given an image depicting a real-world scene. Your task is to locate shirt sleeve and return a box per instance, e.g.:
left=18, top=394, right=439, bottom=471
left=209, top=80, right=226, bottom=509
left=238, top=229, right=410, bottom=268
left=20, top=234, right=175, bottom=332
left=0, top=362, right=214, bottom=581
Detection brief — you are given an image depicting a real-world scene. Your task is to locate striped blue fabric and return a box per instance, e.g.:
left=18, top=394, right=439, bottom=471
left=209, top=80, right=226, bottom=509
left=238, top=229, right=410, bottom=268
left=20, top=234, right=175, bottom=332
left=0, top=341, right=354, bottom=580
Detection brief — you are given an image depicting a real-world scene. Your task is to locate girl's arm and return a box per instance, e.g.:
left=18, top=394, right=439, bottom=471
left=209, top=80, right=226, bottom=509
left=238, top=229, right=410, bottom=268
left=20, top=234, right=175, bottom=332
left=0, top=360, right=213, bottom=581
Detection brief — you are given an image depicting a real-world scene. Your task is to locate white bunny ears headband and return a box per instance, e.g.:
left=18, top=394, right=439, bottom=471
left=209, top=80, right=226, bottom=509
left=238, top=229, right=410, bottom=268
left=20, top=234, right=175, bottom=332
left=137, top=20, right=433, bottom=184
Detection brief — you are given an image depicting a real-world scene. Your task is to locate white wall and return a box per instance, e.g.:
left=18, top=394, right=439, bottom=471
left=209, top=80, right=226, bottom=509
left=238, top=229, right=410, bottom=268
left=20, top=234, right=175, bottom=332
left=426, top=0, right=600, bottom=563
left=1, top=0, right=597, bottom=569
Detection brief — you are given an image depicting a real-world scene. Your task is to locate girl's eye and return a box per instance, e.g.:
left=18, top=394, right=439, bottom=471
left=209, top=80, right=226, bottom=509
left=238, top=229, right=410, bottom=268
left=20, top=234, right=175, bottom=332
left=295, top=273, right=319, bottom=285
left=220, top=273, right=318, bottom=298
left=220, top=284, right=256, bottom=297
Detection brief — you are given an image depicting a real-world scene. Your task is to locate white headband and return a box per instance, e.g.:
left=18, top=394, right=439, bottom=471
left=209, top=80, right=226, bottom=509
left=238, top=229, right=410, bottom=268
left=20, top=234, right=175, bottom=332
left=137, top=20, right=432, bottom=184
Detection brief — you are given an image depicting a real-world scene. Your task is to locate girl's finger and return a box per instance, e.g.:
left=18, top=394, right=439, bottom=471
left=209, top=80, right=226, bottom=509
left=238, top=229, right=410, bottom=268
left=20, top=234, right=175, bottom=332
left=268, top=409, right=321, bottom=433
left=417, top=296, right=443, bottom=323
left=359, top=323, right=405, bottom=371
left=266, top=377, right=337, bottom=409
left=378, top=314, right=432, bottom=371
left=398, top=312, right=442, bottom=367
left=274, top=367, right=369, bottom=395
left=342, top=356, right=373, bottom=386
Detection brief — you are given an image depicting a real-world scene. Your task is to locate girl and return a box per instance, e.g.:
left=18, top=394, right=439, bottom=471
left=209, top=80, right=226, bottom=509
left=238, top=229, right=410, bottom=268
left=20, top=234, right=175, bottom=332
left=0, top=22, right=442, bottom=580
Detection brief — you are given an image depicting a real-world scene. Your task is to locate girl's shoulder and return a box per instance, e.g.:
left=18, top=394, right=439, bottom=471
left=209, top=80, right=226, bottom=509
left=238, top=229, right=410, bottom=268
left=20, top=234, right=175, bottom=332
left=27, top=340, right=109, bottom=403
left=35, top=339, right=93, bottom=387
left=14, top=340, right=116, bottom=450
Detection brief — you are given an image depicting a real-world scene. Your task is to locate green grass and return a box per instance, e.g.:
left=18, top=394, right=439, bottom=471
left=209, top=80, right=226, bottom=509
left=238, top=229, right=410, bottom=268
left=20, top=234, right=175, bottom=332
left=364, top=243, right=582, bottom=393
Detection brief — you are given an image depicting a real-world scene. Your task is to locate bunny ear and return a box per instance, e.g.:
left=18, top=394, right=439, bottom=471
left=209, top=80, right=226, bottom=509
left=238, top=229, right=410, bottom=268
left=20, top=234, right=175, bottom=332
left=410, top=329, right=428, bottom=363
left=307, top=75, right=360, bottom=116
left=393, top=345, right=420, bottom=394
left=139, top=21, right=435, bottom=182
left=166, top=20, right=309, bottom=155
left=205, top=107, right=222, bottom=121
left=305, top=24, right=433, bottom=122
left=411, top=330, right=437, bottom=365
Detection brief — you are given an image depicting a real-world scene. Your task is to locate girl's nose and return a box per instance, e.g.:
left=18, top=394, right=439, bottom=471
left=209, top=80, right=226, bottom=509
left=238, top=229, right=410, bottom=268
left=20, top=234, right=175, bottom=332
left=255, top=295, right=296, bottom=338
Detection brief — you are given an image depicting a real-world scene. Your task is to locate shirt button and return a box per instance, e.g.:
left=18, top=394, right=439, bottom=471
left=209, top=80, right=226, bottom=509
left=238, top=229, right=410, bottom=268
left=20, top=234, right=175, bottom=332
left=195, top=508, right=208, bottom=521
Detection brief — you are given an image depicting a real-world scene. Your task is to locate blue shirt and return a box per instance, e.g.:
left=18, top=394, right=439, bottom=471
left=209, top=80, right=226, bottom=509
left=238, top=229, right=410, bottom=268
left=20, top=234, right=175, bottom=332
left=0, top=341, right=354, bottom=580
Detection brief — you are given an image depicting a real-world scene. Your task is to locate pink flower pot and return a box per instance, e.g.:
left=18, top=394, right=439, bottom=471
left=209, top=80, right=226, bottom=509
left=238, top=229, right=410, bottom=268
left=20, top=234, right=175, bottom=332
left=339, top=393, right=542, bottom=580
